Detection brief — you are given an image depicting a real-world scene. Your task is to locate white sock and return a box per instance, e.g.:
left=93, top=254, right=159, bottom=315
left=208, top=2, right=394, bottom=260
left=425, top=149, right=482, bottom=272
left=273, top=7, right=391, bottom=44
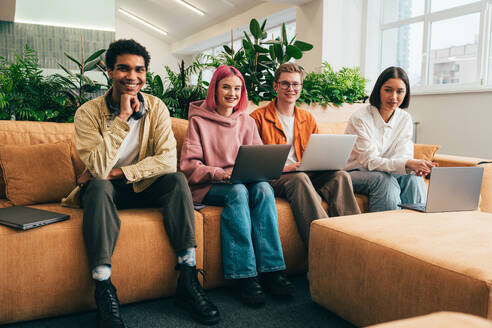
left=92, top=265, right=111, bottom=281
left=177, top=247, right=196, bottom=267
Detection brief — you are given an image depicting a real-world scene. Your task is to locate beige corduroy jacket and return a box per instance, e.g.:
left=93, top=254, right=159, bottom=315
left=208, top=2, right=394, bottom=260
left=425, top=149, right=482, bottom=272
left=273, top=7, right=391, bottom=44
left=62, top=89, right=177, bottom=208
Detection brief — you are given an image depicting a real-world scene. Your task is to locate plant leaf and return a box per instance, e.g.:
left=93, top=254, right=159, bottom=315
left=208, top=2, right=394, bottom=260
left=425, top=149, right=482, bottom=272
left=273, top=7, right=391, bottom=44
left=58, top=64, right=76, bottom=78
left=249, top=19, right=262, bottom=39
left=293, top=41, right=314, bottom=51
left=84, top=49, right=105, bottom=64
left=286, top=45, right=303, bottom=59
left=64, top=52, right=82, bottom=69
left=282, top=23, right=288, bottom=46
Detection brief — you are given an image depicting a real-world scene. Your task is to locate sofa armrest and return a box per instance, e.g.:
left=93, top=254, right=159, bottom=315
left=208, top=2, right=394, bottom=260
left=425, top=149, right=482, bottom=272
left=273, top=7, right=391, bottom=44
left=433, top=154, right=490, bottom=167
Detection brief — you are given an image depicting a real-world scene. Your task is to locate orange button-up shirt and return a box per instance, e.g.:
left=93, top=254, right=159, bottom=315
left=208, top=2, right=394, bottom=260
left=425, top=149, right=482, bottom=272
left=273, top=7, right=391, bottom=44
left=250, top=99, right=318, bottom=161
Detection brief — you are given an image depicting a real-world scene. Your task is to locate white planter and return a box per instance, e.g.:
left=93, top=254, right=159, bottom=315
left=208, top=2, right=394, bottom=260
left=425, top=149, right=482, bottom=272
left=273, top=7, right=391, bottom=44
left=246, top=101, right=366, bottom=123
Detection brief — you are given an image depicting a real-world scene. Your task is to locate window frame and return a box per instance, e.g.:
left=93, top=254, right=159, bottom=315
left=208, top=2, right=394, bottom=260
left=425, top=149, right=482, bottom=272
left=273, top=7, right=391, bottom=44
left=377, top=0, right=491, bottom=94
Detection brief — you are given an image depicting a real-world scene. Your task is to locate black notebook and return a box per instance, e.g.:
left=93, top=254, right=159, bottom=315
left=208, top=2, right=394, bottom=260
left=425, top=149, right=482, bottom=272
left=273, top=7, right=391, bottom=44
left=0, top=206, right=70, bottom=230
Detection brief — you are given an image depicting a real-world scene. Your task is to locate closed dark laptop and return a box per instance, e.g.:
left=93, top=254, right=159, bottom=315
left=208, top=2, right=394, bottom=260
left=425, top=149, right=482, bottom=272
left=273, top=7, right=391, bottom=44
left=227, top=144, right=291, bottom=184
left=0, top=206, right=69, bottom=230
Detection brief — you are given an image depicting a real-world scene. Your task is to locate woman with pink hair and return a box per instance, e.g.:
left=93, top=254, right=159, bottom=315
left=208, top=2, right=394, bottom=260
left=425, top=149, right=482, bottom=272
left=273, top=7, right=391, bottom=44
left=180, top=65, right=294, bottom=307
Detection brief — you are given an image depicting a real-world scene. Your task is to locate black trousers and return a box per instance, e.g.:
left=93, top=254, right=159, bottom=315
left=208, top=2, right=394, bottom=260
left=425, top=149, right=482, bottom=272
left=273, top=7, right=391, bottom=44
left=81, top=172, right=196, bottom=269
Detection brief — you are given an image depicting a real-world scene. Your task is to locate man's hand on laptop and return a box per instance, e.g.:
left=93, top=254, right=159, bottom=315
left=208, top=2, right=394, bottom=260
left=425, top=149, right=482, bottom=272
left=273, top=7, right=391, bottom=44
left=283, top=162, right=300, bottom=172
left=406, top=159, right=438, bottom=177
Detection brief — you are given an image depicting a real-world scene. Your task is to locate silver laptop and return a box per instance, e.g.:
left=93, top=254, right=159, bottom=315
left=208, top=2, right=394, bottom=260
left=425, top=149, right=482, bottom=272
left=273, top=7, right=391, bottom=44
left=218, top=144, right=290, bottom=184
left=0, top=206, right=70, bottom=230
left=296, top=134, right=357, bottom=171
left=398, top=166, right=483, bottom=213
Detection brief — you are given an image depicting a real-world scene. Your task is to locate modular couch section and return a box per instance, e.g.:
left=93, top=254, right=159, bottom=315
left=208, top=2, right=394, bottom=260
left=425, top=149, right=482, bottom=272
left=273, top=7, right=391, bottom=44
left=309, top=210, right=492, bottom=327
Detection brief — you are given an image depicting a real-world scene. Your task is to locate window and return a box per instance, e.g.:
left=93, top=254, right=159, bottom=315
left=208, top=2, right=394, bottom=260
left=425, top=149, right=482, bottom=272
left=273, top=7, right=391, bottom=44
left=378, top=0, right=488, bottom=91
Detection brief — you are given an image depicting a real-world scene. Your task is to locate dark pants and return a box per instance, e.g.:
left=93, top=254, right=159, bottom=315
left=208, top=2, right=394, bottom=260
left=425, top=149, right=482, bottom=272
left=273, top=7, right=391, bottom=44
left=81, top=172, right=196, bottom=269
left=269, top=171, right=360, bottom=246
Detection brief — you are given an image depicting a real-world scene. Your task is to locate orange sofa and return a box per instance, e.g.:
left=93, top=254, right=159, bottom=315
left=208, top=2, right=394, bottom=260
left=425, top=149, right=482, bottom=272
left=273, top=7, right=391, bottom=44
left=1, top=117, right=491, bottom=324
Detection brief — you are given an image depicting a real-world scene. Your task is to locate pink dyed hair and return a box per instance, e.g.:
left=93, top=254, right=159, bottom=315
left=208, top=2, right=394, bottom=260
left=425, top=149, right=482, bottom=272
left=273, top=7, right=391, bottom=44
left=205, top=65, right=248, bottom=112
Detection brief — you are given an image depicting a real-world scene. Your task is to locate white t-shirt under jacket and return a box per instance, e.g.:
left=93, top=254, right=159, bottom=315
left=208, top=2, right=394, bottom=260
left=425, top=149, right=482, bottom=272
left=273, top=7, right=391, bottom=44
left=345, top=104, right=413, bottom=174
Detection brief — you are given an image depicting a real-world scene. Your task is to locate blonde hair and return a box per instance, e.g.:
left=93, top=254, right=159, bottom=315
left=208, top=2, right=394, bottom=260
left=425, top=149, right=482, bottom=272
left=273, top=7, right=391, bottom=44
left=274, top=63, right=304, bottom=81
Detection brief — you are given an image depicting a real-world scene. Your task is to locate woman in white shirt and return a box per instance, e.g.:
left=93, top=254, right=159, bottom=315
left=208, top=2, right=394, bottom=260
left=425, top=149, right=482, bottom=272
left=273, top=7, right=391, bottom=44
left=345, top=66, right=436, bottom=212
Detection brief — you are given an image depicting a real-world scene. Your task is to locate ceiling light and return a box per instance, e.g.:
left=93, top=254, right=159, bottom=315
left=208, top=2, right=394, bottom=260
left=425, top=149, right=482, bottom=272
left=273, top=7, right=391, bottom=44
left=118, top=8, right=168, bottom=36
left=175, top=0, right=205, bottom=16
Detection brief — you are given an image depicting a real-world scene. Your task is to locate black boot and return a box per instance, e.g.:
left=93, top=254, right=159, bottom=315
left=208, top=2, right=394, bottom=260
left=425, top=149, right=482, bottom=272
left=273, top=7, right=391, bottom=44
left=238, top=277, right=266, bottom=307
left=261, top=271, right=295, bottom=298
left=94, top=279, right=126, bottom=328
left=175, top=265, right=221, bottom=325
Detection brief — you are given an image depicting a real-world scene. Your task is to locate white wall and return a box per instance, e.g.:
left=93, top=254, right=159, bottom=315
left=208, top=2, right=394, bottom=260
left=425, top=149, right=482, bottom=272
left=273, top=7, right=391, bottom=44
left=115, top=17, right=178, bottom=76
left=297, top=0, right=363, bottom=73
left=15, top=0, right=114, bottom=31
left=322, top=0, right=362, bottom=71
left=409, top=92, right=492, bottom=159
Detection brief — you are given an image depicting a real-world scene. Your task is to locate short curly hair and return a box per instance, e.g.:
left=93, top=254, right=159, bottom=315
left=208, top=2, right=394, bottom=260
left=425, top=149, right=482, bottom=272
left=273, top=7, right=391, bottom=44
left=105, top=39, right=150, bottom=70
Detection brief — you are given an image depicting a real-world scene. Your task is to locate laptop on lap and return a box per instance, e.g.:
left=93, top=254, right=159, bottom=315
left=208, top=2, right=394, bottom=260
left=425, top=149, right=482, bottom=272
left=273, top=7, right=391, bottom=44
left=0, top=206, right=70, bottom=230
left=220, top=144, right=290, bottom=184
left=295, top=134, right=357, bottom=171
left=398, top=166, right=483, bottom=213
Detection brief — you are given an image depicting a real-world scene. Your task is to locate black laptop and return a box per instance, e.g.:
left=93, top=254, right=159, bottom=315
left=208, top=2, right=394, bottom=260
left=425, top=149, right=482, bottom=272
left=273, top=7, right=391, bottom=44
left=0, top=206, right=70, bottom=230
left=217, top=144, right=291, bottom=184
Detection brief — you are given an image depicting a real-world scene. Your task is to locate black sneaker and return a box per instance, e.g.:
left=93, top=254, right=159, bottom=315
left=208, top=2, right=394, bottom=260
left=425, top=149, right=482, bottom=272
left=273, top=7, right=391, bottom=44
left=238, top=277, right=266, bottom=307
left=94, top=279, right=126, bottom=328
left=175, top=265, right=221, bottom=325
left=261, top=271, right=295, bottom=298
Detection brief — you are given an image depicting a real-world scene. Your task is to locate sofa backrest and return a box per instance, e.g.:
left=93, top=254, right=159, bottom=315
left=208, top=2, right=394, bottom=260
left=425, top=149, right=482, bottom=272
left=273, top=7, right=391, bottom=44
left=0, top=118, right=190, bottom=199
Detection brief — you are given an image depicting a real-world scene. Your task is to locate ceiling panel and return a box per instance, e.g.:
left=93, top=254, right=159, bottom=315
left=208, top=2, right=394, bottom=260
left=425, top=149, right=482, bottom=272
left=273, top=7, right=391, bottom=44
left=116, top=0, right=264, bottom=42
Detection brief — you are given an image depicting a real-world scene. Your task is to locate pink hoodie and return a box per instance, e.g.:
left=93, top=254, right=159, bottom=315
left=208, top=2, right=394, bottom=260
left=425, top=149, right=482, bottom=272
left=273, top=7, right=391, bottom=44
left=180, top=100, right=263, bottom=203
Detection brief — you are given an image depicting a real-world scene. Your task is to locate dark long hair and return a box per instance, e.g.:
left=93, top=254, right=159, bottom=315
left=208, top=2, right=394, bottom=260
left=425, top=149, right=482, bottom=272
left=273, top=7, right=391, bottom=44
left=369, top=66, right=410, bottom=109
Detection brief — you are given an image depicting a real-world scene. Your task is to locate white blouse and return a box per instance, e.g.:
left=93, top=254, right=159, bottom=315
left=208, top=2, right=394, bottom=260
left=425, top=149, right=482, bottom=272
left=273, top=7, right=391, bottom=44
left=345, top=104, right=413, bottom=174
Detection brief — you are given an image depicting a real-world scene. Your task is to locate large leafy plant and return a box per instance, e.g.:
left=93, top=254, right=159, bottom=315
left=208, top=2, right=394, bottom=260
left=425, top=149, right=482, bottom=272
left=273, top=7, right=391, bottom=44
left=0, top=45, right=76, bottom=122
left=299, top=62, right=368, bottom=106
left=56, top=39, right=107, bottom=107
left=206, top=18, right=313, bottom=104
left=144, top=59, right=207, bottom=119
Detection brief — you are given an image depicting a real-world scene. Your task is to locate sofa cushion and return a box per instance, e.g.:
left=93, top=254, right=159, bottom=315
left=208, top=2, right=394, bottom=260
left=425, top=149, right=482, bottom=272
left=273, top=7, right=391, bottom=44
left=366, top=311, right=492, bottom=328
left=318, top=122, right=348, bottom=134
left=171, top=118, right=189, bottom=168
left=310, top=210, right=492, bottom=326
left=0, top=142, right=76, bottom=205
left=414, top=144, right=440, bottom=161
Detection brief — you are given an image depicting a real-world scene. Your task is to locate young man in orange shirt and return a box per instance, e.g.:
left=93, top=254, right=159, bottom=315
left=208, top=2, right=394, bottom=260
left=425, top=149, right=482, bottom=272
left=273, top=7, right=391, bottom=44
left=250, top=63, right=360, bottom=246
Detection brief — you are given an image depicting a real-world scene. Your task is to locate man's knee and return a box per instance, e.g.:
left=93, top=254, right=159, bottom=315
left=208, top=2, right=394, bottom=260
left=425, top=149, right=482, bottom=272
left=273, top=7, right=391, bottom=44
left=84, top=179, right=114, bottom=199
left=287, top=172, right=312, bottom=189
left=163, top=171, right=188, bottom=187
left=332, top=170, right=352, bottom=184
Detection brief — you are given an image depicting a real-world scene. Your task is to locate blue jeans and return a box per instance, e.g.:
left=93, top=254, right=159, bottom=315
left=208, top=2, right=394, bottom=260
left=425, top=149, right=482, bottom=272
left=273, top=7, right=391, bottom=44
left=203, top=182, right=286, bottom=279
left=349, top=170, right=426, bottom=212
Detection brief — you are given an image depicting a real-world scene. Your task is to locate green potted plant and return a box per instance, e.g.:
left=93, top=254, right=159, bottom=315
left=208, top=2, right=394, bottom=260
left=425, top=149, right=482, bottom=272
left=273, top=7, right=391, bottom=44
left=144, top=59, right=207, bottom=119
left=203, top=18, right=313, bottom=105
left=0, top=45, right=77, bottom=122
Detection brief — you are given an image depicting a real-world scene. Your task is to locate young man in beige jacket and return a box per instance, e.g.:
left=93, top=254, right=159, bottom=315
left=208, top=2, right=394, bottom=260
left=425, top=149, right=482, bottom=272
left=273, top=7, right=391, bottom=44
left=71, top=39, right=220, bottom=327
